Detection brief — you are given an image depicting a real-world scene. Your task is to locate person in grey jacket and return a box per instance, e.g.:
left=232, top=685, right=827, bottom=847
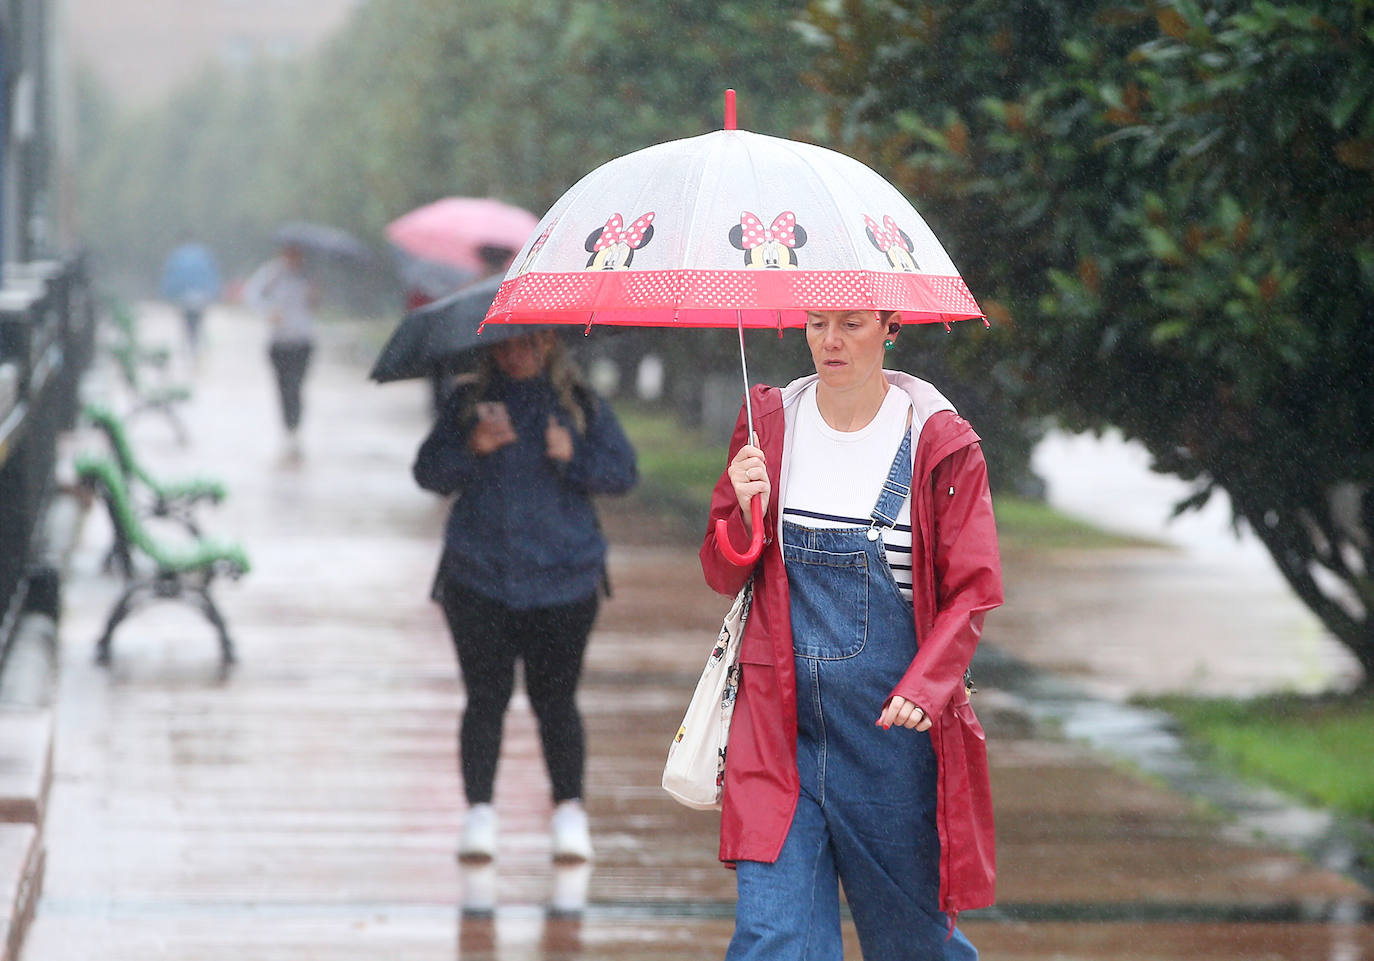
left=243, top=243, right=317, bottom=461
left=413, top=329, right=636, bottom=864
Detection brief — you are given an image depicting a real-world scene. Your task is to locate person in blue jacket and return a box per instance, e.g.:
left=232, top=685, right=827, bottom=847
left=159, top=235, right=222, bottom=363
left=413, top=329, right=637, bottom=865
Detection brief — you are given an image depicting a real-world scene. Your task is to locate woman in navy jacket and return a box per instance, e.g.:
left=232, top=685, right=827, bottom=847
left=413, top=330, right=637, bottom=863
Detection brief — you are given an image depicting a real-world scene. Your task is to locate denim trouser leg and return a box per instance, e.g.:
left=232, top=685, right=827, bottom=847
left=727, top=789, right=842, bottom=961
left=827, top=776, right=977, bottom=960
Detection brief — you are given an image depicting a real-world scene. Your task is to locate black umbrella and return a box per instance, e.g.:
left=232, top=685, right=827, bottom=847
left=369, top=275, right=536, bottom=383
left=273, top=221, right=374, bottom=264
left=391, top=249, right=476, bottom=301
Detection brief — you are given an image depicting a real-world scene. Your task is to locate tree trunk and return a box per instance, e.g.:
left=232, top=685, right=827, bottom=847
left=1235, top=497, right=1373, bottom=690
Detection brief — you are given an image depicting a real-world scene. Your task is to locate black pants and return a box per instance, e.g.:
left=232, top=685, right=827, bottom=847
left=268, top=341, right=313, bottom=431
left=182, top=307, right=204, bottom=354
left=439, top=580, right=599, bottom=806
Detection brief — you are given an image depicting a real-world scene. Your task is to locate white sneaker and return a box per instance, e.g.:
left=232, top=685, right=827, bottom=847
left=278, top=437, right=303, bottom=467
left=461, top=862, right=497, bottom=915
left=549, top=862, right=591, bottom=917
left=550, top=800, right=593, bottom=863
left=459, top=803, right=497, bottom=863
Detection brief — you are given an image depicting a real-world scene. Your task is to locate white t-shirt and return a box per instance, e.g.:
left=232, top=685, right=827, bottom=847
left=782, top=383, right=915, bottom=599
left=243, top=257, right=315, bottom=345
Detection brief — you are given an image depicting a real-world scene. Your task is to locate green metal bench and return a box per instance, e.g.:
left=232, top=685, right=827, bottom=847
left=82, top=404, right=226, bottom=576
left=74, top=454, right=250, bottom=666
left=106, top=302, right=190, bottom=444
left=109, top=341, right=191, bottom=444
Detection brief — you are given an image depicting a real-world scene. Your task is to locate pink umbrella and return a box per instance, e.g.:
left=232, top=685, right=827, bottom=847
left=385, top=197, right=540, bottom=276
left=482, top=91, right=984, bottom=563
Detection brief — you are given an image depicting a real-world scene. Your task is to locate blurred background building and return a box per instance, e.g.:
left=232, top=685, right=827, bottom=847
left=62, top=0, right=363, bottom=109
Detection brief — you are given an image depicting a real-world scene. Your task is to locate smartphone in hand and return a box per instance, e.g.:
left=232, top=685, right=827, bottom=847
left=474, top=401, right=511, bottom=428
left=469, top=400, right=516, bottom=455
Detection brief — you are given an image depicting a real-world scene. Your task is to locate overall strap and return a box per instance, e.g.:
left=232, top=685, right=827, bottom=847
left=868, top=429, right=913, bottom=535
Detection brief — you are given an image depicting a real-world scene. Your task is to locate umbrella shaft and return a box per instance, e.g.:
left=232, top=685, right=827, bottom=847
left=737, top=313, right=755, bottom=447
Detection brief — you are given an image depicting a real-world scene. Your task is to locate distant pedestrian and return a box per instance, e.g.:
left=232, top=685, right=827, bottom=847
left=412, top=329, right=637, bottom=865
left=243, top=243, right=317, bottom=462
left=701, top=309, right=1002, bottom=960
left=159, top=235, right=222, bottom=364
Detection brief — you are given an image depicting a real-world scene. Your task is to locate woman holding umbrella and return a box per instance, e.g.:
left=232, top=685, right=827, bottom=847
left=700, top=309, right=1001, bottom=959
left=470, top=90, right=1000, bottom=947
left=412, top=329, right=637, bottom=864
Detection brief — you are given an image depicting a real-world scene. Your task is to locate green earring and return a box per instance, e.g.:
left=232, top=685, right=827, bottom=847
left=883, top=339, right=896, bottom=351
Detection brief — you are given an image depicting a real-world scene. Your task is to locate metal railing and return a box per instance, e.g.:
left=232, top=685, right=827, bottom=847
left=0, top=255, right=94, bottom=655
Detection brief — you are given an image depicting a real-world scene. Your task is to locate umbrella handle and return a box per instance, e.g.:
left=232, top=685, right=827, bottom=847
left=715, top=498, right=764, bottom=566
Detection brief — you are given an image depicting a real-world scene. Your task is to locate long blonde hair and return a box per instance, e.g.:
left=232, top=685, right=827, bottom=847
left=471, top=335, right=590, bottom=434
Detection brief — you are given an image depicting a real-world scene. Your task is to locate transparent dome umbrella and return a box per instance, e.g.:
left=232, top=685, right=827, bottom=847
left=482, top=91, right=984, bottom=564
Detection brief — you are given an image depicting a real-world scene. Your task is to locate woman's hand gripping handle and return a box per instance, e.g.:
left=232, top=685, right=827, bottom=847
left=719, top=444, right=768, bottom=566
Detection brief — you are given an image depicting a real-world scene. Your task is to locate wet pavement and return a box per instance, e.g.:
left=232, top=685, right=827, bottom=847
left=19, top=304, right=1374, bottom=959
left=1026, top=431, right=1364, bottom=700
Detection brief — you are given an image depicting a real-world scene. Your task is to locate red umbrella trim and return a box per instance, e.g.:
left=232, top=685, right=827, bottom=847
left=485, top=269, right=981, bottom=327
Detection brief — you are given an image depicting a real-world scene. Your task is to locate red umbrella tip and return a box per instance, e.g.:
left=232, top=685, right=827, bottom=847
left=724, top=89, right=736, bottom=131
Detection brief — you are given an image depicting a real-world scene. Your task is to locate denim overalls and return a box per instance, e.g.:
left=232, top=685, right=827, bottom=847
left=727, top=432, right=977, bottom=961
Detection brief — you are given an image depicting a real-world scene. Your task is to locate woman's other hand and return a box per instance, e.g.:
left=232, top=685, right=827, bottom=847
left=545, top=415, right=574, bottom=463
left=876, top=695, right=931, bottom=732
left=727, top=444, right=770, bottom=528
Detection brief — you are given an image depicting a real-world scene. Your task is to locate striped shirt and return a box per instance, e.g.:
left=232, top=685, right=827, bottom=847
left=782, top=384, right=914, bottom=600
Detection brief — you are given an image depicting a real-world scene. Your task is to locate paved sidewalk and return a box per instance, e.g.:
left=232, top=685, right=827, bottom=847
left=17, top=304, right=1374, bottom=959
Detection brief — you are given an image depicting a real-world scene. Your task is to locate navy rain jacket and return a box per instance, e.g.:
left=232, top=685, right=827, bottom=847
left=413, top=373, right=637, bottom=609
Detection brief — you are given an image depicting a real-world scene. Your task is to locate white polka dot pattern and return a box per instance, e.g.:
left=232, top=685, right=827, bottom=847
left=739, top=211, right=799, bottom=248
left=591, top=212, right=655, bottom=251
left=488, top=270, right=980, bottom=327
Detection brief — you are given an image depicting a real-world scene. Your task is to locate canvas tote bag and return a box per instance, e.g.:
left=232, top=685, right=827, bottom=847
left=662, top=580, right=753, bottom=810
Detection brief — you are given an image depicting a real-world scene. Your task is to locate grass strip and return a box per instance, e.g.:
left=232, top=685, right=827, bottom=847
left=615, top=406, right=725, bottom=527
left=1143, top=693, right=1374, bottom=821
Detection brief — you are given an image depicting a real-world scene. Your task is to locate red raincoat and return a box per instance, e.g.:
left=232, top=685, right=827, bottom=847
left=699, top=372, right=1002, bottom=916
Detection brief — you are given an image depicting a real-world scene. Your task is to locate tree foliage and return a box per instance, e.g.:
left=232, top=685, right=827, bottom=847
left=76, top=0, right=823, bottom=285
left=806, top=0, right=1374, bottom=680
